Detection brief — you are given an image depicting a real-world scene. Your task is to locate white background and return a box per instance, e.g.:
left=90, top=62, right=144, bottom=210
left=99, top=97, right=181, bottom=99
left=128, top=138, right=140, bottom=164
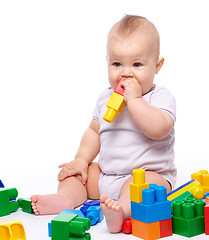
left=0, top=0, right=209, bottom=239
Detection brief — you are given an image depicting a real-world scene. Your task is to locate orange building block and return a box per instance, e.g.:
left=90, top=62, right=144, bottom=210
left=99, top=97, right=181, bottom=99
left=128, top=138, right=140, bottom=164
left=132, top=218, right=160, bottom=240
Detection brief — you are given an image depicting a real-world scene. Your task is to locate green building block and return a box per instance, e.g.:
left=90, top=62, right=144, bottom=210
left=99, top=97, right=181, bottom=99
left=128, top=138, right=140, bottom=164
left=51, top=213, right=91, bottom=240
left=18, top=198, right=34, bottom=214
left=0, top=188, right=19, bottom=217
left=172, top=199, right=205, bottom=237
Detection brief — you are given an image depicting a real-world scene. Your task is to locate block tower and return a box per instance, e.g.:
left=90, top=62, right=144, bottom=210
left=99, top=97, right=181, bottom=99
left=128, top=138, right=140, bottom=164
left=130, top=169, right=172, bottom=240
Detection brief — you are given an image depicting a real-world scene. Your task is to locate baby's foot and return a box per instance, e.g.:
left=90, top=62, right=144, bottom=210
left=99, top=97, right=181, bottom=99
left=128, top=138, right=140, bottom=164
left=30, top=194, right=74, bottom=215
left=100, top=194, right=125, bottom=233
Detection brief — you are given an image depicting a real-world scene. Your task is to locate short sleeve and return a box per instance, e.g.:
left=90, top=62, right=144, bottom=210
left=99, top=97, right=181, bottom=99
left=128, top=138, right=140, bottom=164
left=150, top=87, right=176, bottom=123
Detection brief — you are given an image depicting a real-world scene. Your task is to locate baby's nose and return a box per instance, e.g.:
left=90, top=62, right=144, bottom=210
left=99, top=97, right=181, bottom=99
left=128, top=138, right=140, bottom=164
left=121, top=67, right=133, bottom=78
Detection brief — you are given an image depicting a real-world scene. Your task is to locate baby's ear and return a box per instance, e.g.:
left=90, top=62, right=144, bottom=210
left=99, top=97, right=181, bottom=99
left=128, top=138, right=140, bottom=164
left=155, top=57, right=164, bottom=74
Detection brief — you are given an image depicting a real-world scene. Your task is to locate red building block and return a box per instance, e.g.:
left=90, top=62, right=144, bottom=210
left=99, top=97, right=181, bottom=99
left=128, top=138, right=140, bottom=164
left=160, top=218, right=172, bottom=238
left=205, top=205, right=209, bottom=235
left=122, top=217, right=132, bottom=234
left=114, top=78, right=125, bottom=96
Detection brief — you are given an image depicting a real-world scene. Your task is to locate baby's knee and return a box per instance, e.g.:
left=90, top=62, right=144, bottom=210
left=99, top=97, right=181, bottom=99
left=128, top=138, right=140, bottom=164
left=145, top=171, right=171, bottom=193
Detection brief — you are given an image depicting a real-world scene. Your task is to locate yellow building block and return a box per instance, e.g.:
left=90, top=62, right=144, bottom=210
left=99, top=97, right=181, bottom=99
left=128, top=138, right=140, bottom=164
left=130, top=169, right=149, bottom=203
left=167, top=179, right=201, bottom=201
left=106, top=92, right=125, bottom=113
left=191, top=170, right=209, bottom=192
left=130, top=183, right=149, bottom=203
left=103, top=92, right=126, bottom=123
left=0, top=219, right=26, bottom=240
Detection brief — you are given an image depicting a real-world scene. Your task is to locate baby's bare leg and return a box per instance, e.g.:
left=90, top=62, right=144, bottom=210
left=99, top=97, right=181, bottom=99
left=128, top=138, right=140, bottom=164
left=100, top=171, right=171, bottom=233
left=31, top=162, right=101, bottom=215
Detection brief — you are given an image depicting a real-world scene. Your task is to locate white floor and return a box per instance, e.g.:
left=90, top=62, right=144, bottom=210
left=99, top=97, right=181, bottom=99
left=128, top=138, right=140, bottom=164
left=1, top=165, right=209, bottom=240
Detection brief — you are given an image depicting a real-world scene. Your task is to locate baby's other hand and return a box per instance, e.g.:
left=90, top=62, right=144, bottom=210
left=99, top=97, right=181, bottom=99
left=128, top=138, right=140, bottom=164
left=58, top=158, right=88, bottom=185
left=120, top=78, right=142, bottom=102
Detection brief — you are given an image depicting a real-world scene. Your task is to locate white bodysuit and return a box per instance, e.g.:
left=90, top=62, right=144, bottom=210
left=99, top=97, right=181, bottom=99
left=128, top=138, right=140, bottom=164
left=93, top=85, right=177, bottom=200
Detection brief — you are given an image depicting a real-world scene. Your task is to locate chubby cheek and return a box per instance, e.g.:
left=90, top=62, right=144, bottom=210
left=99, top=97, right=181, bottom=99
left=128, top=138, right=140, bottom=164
left=108, top=71, right=119, bottom=89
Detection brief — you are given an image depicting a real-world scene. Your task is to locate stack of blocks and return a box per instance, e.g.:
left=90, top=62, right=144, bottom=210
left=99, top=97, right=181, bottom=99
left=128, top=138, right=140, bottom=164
left=130, top=169, right=172, bottom=240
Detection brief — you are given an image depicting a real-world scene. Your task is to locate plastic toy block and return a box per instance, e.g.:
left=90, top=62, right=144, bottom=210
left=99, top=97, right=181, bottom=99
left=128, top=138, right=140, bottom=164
left=167, top=179, right=203, bottom=201
left=122, top=217, right=132, bottom=234
left=86, top=206, right=104, bottom=226
left=170, top=191, right=193, bottom=205
left=103, top=91, right=126, bottom=123
left=131, top=186, right=172, bottom=223
left=0, top=219, right=26, bottom=240
left=192, top=170, right=209, bottom=192
left=132, top=218, right=160, bottom=240
left=80, top=200, right=100, bottom=217
left=103, top=83, right=126, bottom=123
left=204, top=205, right=209, bottom=235
left=172, top=199, right=205, bottom=237
left=160, top=218, right=172, bottom=238
left=0, top=188, right=19, bottom=217
left=114, top=78, right=125, bottom=96
left=51, top=212, right=91, bottom=240
left=48, top=210, right=85, bottom=237
left=130, top=169, right=149, bottom=203
left=0, top=179, right=4, bottom=188
left=18, top=198, right=34, bottom=214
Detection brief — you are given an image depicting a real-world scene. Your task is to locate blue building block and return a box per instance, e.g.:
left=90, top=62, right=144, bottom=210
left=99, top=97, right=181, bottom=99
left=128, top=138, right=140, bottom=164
left=80, top=200, right=100, bottom=217
left=131, top=186, right=172, bottom=223
left=86, top=206, right=104, bottom=226
left=0, top=179, right=4, bottom=188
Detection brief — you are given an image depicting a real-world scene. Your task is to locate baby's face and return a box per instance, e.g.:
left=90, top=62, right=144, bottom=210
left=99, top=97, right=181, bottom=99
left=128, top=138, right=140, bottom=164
left=107, top=30, right=160, bottom=95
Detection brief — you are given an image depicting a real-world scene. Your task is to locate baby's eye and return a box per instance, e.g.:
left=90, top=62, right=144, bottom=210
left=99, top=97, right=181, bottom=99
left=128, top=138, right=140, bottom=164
left=113, top=62, right=122, bottom=67
left=133, top=62, right=142, bottom=67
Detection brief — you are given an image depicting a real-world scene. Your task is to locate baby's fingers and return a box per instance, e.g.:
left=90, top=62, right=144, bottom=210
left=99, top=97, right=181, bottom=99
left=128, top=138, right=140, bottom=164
left=57, top=168, right=76, bottom=181
left=58, top=163, right=68, bottom=168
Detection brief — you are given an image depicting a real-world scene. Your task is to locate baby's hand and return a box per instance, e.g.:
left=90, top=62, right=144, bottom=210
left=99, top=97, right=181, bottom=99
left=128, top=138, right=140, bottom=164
left=58, top=158, right=88, bottom=185
left=120, top=78, right=142, bottom=102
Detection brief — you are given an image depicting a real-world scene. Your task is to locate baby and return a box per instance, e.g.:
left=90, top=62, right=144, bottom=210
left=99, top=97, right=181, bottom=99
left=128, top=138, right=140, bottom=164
left=31, top=15, right=177, bottom=233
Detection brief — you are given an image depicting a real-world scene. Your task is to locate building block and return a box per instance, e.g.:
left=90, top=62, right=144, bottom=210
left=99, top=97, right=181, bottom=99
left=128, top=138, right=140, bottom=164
left=80, top=200, right=100, bottom=217
left=172, top=199, right=205, bottom=237
left=113, top=78, right=125, bottom=96
left=132, top=218, right=160, bottom=240
left=86, top=206, right=104, bottom=226
left=48, top=209, right=85, bottom=237
left=0, top=219, right=26, bottom=240
left=103, top=91, right=126, bottom=123
left=51, top=212, right=91, bottom=240
left=160, top=218, right=172, bottom=238
left=0, top=179, right=4, bottom=188
left=167, top=179, right=203, bottom=201
left=192, top=170, right=209, bottom=192
left=204, top=205, right=209, bottom=235
left=131, top=186, right=172, bottom=223
left=0, top=188, right=19, bottom=217
left=103, top=78, right=126, bottom=123
left=18, top=198, right=34, bottom=214
left=130, top=169, right=149, bottom=203
left=122, top=217, right=132, bottom=234
left=170, top=191, right=193, bottom=205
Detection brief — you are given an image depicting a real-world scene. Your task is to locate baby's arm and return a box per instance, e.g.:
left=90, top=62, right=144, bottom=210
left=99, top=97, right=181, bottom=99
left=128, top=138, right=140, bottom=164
left=58, top=119, right=100, bottom=184
left=121, top=79, right=173, bottom=140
